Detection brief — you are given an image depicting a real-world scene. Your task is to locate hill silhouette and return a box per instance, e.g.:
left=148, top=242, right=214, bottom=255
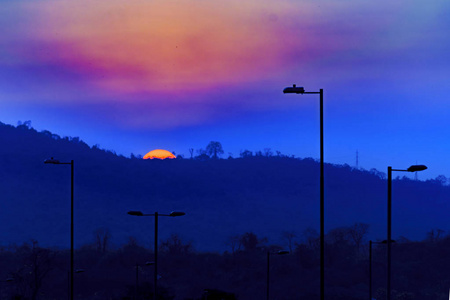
left=1, top=121, right=449, bottom=252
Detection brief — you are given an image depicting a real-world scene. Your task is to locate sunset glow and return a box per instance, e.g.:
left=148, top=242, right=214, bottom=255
left=5, top=0, right=302, bottom=97
left=143, top=149, right=176, bottom=160
left=0, top=0, right=449, bottom=178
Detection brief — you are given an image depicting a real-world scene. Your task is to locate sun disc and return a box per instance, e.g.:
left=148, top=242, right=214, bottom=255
left=143, top=149, right=176, bottom=160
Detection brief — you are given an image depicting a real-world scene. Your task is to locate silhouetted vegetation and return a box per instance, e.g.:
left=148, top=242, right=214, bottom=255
left=1, top=228, right=450, bottom=299
left=1, top=121, right=450, bottom=298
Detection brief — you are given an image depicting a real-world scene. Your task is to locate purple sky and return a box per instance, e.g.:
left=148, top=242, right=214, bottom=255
left=0, top=0, right=449, bottom=179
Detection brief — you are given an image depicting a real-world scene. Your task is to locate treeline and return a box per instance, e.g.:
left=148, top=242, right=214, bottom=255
left=1, top=224, right=450, bottom=299
left=175, top=141, right=295, bottom=161
left=4, top=121, right=450, bottom=185
left=1, top=119, right=450, bottom=299
left=1, top=120, right=450, bottom=252
left=7, top=121, right=300, bottom=162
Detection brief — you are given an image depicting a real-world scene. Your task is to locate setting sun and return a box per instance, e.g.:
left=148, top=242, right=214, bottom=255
left=143, top=149, right=176, bottom=160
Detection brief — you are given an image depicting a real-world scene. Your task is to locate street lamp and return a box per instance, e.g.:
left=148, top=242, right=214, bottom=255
left=66, top=269, right=85, bottom=300
left=267, top=250, right=289, bottom=300
left=44, top=157, right=75, bottom=300
left=127, top=211, right=185, bottom=300
left=369, top=240, right=395, bottom=300
left=135, top=262, right=155, bottom=300
left=283, top=85, right=325, bottom=300
left=387, top=165, right=427, bottom=300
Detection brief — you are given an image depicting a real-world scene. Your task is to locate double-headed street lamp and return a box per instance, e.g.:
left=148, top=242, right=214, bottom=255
left=387, top=164, right=427, bottom=300
left=44, top=157, right=75, bottom=300
left=127, top=211, right=185, bottom=300
left=283, top=85, right=325, bottom=300
left=266, top=250, right=289, bottom=300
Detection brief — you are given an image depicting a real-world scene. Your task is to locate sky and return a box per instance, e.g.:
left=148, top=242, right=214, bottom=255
left=0, top=0, right=449, bottom=180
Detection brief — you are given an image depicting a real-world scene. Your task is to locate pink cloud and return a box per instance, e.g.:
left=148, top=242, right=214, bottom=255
left=2, top=0, right=449, bottom=130
left=5, top=0, right=316, bottom=99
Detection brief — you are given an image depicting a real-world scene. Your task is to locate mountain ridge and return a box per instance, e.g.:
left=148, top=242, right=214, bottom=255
left=0, top=121, right=449, bottom=252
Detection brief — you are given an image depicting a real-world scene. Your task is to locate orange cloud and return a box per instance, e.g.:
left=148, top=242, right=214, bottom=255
left=20, top=0, right=304, bottom=96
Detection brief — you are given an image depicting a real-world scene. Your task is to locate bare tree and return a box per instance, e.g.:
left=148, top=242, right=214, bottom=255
left=282, top=231, right=297, bottom=253
left=226, top=235, right=241, bottom=254
left=206, top=141, right=224, bottom=159
left=264, top=148, right=273, bottom=157
left=239, top=232, right=267, bottom=252
left=327, top=227, right=350, bottom=245
left=127, top=236, right=139, bottom=247
left=302, top=227, right=319, bottom=250
left=427, top=228, right=445, bottom=242
left=12, top=240, right=55, bottom=300
left=348, top=223, right=369, bottom=251
left=160, top=234, right=193, bottom=255
left=240, top=149, right=253, bottom=158
left=94, top=228, right=111, bottom=253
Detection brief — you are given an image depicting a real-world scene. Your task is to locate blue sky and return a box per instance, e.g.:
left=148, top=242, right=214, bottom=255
left=0, top=0, right=449, bottom=179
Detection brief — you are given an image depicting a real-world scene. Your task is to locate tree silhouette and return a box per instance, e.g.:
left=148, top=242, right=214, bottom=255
left=282, top=231, right=297, bottom=253
left=206, top=141, right=224, bottom=159
left=239, top=149, right=252, bottom=158
left=94, top=228, right=111, bottom=254
left=160, top=234, right=193, bottom=255
left=10, top=241, right=55, bottom=300
left=348, top=223, right=369, bottom=251
left=239, top=232, right=267, bottom=252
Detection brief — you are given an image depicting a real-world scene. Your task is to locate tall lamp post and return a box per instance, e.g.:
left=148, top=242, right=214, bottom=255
left=135, top=261, right=154, bottom=300
left=67, top=269, right=85, bottom=300
left=44, top=157, right=74, bottom=300
left=283, top=85, right=324, bottom=300
left=128, top=211, right=185, bottom=300
left=387, top=164, right=427, bottom=300
left=266, top=250, right=289, bottom=300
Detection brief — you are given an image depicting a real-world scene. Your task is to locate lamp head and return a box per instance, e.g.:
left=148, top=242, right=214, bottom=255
left=169, top=211, right=186, bottom=217
left=407, top=165, right=427, bottom=172
left=127, top=211, right=144, bottom=216
left=381, top=239, right=396, bottom=244
left=283, top=84, right=305, bottom=94
left=44, top=157, right=60, bottom=164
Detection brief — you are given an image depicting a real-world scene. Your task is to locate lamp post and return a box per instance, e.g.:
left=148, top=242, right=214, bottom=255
left=283, top=85, right=324, bottom=300
left=135, top=262, right=154, bottom=300
left=387, top=164, right=427, bottom=300
left=128, top=211, right=185, bottom=300
left=44, top=157, right=74, bottom=300
left=67, top=269, right=85, bottom=300
left=0, top=277, right=14, bottom=299
left=267, top=250, right=289, bottom=300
